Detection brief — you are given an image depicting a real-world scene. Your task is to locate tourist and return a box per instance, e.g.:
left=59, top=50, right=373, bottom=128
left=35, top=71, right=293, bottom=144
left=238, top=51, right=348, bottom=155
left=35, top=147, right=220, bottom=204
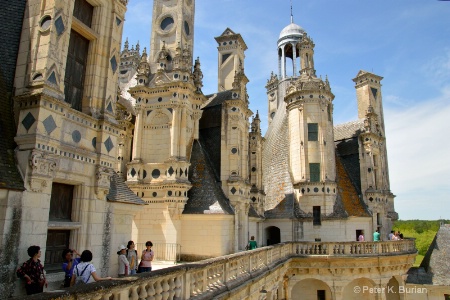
left=126, top=240, right=138, bottom=275
left=16, top=245, right=47, bottom=295
left=140, top=241, right=154, bottom=272
left=117, top=245, right=130, bottom=277
left=61, top=248, right=80, bottom=287
left=248, top=236, right=258, bottom=250
left=70, top=250, right=112, bottom=285
left=358, top=231, right=365, bottom=242
left=388, top=230, right=394, bottom=240
left=373, top=229, right=381, bottom=241
left=399, top=231, right=404, bottom=240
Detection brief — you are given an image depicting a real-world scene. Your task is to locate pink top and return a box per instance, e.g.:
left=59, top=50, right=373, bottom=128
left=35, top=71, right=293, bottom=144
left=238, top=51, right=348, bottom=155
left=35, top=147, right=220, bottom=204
left=141, top=249, right=154, bottom=268
left=358, top=234, right=364, bottom=242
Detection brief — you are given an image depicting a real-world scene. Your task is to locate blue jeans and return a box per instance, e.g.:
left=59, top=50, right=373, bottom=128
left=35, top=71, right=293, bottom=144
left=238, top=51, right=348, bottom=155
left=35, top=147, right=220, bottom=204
left=130, top=269, right=136, bottom=275
left=140, top=267, right=152, bottom=272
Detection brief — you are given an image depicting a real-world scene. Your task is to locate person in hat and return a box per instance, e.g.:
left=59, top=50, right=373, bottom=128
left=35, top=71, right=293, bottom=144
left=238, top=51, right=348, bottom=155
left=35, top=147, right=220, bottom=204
left=117, top=245, right=130, bottom=277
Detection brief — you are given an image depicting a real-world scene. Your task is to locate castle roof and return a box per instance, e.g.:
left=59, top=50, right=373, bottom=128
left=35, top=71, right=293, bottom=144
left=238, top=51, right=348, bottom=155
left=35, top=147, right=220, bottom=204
left=406, top=224, right=450, bottom=285
left=204, top=90, right=234, bottom=108
left=107, top=173, right=146, bottom=205
left=0, top=1, right=26, bottom=191
left=279, top=22, right=305, bottom=40
left=184, top=140, right=234, bottom=215
left=334, top=119, right=365, bottom=141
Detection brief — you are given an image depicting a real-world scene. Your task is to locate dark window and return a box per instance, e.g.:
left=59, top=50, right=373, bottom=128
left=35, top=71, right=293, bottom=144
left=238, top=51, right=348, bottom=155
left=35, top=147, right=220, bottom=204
left=49, top=183, right=74, bottom=221
left=313, top=206, right=321, bottom=226
left=64, top=30, right=89, bottom=111
left=310, top=163, right=320, bottom=182
left=444, top=295, right=450, bottom=300
left=184, top=20, right=190, bottom=35
left=377, top=213, right=382, bottom=226
left=317, top=290, right=325, bottom=300
left=371, top=87, right=378, bottom=100
left=73, top=0, right=93, bottom=27
left=308, top=123, right=318, bottom=141
left=160, top=17, right=174, bottom=31
left=45, top=230, right=70, bottom=273
left=356, top=229, right=363, bottom=241
left=222, top=53, right=231, bottom=64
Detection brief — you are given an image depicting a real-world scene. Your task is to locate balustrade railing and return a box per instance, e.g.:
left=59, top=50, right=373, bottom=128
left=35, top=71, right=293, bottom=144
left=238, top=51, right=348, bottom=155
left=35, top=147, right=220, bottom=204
left=136, top=243, right=181, bottom=262
left=20, top=239, right=416, bottom=300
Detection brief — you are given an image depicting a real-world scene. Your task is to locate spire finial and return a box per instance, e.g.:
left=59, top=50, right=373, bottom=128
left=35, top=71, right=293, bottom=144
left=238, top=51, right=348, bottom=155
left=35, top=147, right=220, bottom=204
left=290, top=0, right=294, bottom=23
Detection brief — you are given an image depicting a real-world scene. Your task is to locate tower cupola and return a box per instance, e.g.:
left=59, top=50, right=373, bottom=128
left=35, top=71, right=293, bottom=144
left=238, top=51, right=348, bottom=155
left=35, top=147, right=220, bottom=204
left=277, top=5, right=305, bottom=79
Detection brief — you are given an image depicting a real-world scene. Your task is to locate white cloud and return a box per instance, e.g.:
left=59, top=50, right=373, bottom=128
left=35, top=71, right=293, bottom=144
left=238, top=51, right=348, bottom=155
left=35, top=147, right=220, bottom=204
left=385, top=87, right=450, bottom=219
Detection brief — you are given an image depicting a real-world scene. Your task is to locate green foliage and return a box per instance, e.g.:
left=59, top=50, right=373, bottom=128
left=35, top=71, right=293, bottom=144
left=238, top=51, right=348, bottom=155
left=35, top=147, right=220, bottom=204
left=393, top=220, right=448, bottom=256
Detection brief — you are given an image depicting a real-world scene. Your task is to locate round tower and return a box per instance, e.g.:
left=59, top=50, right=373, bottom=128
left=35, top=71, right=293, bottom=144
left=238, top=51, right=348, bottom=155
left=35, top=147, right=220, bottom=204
left=284, top=28, right=337, bottom=216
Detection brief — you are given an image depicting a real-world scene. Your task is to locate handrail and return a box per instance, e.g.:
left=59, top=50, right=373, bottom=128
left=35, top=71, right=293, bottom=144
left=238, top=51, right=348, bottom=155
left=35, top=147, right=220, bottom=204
left=16, top=240, right=416, bottom=300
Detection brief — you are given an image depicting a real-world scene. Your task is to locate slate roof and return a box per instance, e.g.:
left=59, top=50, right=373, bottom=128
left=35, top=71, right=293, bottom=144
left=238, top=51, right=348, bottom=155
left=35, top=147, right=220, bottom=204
left=264, top=193, right=298, bottom=219
left=0, top=1, right=26, bottom=191
left=334, top=119, right=365, bottom=141
left=248, top=205, right=261, bottom=218
left=107, top=173, right=146, bottom=205
left=334, top=120, right=364, bottom=202
left=184, top=140, right=234, bottom=215
left=204, top=90, right=233, bottom=108
left=264, top=150, right=369, bottom=219
left=335, top=155, right=370, bottom=217
left=405, top=224, right=450, bottom=286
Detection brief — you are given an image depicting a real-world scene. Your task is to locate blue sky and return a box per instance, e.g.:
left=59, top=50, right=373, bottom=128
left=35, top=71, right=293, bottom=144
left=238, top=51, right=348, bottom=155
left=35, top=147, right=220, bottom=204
left=122, top=0, right=450, bottom=220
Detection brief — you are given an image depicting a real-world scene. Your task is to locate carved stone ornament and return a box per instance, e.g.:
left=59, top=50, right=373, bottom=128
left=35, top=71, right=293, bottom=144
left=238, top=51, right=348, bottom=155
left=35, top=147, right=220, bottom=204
left=28, top=150, right=57, bottom=192
left=95, top=166, right=113, bottom=199
left=29, top=150, right=58, bottom=177
left=168, top=203, right=185, bottom=219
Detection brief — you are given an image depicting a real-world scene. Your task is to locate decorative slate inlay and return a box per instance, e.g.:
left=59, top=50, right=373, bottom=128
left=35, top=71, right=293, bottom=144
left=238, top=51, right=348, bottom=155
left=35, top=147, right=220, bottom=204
left=371, top=87, right=378, bottom=99
left=231, top=148, right=238, bottom=154
left=116, top=17, right=122, bottom=26
left=43, top=115, right=56, bottom=134
left=143, top=170, right=147, bottom=179
left=104, top=136, right=114, bottom=153
left=106, top=102, right=113, bottom=112
left=314, top=187, right=319, bottom=193
left=22, top=112, right=36, bottom=131
left=47, top=71, right=57, bottom=84
left=130, top=168, right=136, bottom=177
left=231, top=107, right=237, bottom=112
left=152, top=192, right=157, bottom=197
left=168, top=167, right=174, bottom=176
left=92, top=137, right=97, bottom=148
left=147, top=110, right=152, bottom=116
left=251, top=197, right=256, bottom=202
left=168, top=108, right=172, bottom=113
left=168, top=191, right=172, bottom=196
left=158, top=97, right=163, bottom=102
left=152, top=169, right=160, bottom=179
left=230, top=187, right=237, bottom=195
left=252, top=167, right=256, bottom=172
left=72, top=130, right=81, bottom=143
left=55, top=16, right=65, bottom=35
left=110, top=56, right=118, bottom=73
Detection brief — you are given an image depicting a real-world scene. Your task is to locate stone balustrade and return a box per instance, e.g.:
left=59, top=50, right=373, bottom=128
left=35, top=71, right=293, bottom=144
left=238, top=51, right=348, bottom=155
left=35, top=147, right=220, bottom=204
left=17, top=240, right=416, bottom=300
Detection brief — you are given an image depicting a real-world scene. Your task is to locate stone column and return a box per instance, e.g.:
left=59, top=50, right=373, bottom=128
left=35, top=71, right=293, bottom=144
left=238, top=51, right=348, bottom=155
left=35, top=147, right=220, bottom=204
left=171, top=106, right=180, bottom=157
left=179, top=106, right=187, bottom=158
left=291, top=42, right=297, bottom=76
left=132, top=108, right=143, bottom=160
